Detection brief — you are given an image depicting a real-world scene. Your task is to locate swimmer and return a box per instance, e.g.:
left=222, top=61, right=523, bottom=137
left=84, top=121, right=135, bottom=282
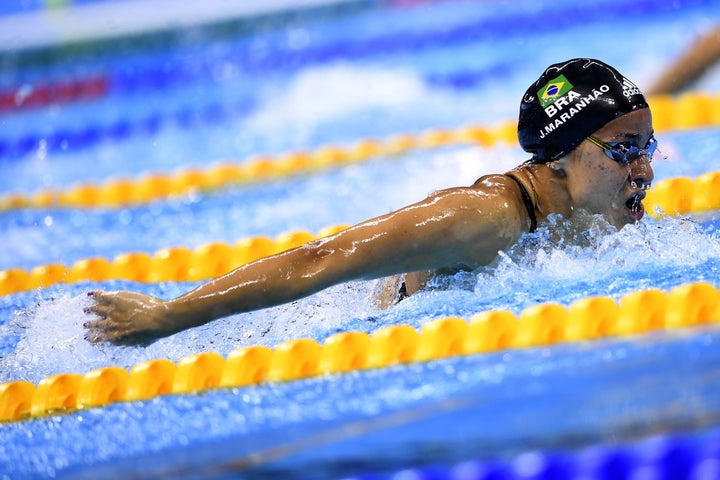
left=85, top=58, right=656, bottom=346
left=647, top=25, right=720, bottom=95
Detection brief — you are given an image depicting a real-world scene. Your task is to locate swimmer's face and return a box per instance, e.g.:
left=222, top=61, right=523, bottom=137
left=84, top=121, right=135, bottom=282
left=563, top=108, right=655, bottom=229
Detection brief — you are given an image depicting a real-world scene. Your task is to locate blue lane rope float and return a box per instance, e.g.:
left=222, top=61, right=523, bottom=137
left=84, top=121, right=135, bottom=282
left=0, top=280, right=718, bottom=422
left=0, top=62, right=533, bottom=161
left=0, top=96, right=256, bottom=160
left=0, top=62, right=517, bottom=160
left=342, top=425, right=720, bottom=480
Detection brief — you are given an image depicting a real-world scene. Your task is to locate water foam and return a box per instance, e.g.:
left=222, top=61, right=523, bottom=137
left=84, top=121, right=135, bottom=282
left=470, top=213, right=720, bottom=309
left=0, top=291, right=108, bottom=383
left=0, top=280, right=383, bottom=384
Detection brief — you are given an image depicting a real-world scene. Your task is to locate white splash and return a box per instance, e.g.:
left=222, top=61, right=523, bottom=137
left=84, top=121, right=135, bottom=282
left=0, top=292, right=113, bottom=383
left=0, top=280, right=383, bottom=384
left=473, top=213, right=720, bottom=302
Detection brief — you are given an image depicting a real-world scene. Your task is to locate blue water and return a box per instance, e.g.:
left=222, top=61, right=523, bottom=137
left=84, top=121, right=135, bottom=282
left=2, top=0, right=720, bottom=478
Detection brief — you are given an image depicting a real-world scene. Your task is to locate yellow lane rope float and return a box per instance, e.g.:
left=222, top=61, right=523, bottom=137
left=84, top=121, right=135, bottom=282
left=1, top=280, right=718, bottom=423
left=1, top=92, right=719, bottom=211
left=0, top=224, right=349, bottom=296
left=0, top=168, right=718, bottom=297
left=0, top=124, right=516, bottom=211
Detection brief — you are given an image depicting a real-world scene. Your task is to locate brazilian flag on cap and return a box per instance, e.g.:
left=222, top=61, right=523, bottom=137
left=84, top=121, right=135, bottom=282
left=537, top=74, right=573, bottom=108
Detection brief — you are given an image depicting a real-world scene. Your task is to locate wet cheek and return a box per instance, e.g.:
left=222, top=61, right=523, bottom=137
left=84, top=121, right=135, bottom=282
left=586, top=166, right=624, bottom=207
left=598, top=164, right=626, bottom=188
left=590, top=164, right=613, bottom=188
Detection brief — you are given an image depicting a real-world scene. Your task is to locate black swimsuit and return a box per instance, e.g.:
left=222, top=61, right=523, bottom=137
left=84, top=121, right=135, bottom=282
left=395, top=174, right=537, bottom=303
left=506, top=173, right=537, bottom=233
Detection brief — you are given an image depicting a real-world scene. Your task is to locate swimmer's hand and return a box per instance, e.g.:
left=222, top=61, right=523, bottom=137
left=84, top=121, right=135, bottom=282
left=84, top=291, right=174, bottom=346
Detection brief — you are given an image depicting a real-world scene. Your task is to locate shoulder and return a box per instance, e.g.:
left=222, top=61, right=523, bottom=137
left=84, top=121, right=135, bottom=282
left=467, top=172, right=533, bottom=211
left=471, top=173, right=518, bottom=189
left=426, top=176, right=517, bottom=212
left=427, top=173, right=523, bottom=200
left=422, top=174, right=530, bottom=230
left=417, top=174, right=532, bottom=265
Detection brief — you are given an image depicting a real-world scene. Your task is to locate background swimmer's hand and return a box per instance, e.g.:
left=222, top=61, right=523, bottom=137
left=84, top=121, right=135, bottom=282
left=84, top=290, right=173, bottom=346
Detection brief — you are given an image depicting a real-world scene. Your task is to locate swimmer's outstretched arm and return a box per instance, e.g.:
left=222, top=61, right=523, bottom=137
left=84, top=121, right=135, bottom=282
left=85, top=179, right=525, bottom=345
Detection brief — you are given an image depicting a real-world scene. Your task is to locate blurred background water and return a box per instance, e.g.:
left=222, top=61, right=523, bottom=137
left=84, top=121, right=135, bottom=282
left=1, top=0, right=720, bottom=478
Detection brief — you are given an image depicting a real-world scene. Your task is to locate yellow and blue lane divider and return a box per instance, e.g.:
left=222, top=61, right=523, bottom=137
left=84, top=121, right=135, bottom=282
left=1, top=91, right=720, bottom=211
left=343, top=424, right=720, bottom=479
left=1, top=278, right=718, bottom=423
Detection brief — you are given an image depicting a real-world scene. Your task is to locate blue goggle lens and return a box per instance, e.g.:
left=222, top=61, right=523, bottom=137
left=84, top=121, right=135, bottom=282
left=588, top=136, right=657, bottom=165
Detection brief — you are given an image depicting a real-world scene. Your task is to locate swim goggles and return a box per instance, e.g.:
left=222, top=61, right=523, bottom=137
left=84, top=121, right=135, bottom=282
left=586, top=135, right=658, bottom=166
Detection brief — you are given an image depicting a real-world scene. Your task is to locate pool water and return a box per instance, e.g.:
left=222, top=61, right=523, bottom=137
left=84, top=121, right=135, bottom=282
left=2, top=0, right=720, bottom=478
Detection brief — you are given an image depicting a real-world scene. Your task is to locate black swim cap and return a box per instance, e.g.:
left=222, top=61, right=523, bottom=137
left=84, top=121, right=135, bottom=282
left=518, top=58, right=648, bottom=162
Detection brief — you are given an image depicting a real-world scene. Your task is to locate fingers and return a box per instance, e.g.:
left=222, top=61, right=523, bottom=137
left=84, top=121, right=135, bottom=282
left=83, top=314, right=115, bottom=344
left=84, top=316, right=129, bottom=345
left=84, top=304, right=110, bottom=318
left=86, top=303, right=114, bottom=317
left=83, top=290, right=122, bottom=344
left=82, top=290, right=160, bottom=346
left=84, top=290, right=127, bottom=318
left=87, top=289, right=115, bottom=307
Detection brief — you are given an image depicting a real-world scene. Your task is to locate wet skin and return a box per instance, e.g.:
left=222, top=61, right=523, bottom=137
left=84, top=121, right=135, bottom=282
left=85, top=109, right=654, bottom=345
left=556, top=108, right=654, bottom=228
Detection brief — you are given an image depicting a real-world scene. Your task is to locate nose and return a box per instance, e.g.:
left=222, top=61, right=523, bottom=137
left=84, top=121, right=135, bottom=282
left=630, top=155, right=654, bottom=189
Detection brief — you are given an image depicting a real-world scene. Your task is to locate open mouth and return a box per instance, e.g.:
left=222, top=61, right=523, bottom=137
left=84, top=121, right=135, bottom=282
left=625, top=191, right=646, bottom=221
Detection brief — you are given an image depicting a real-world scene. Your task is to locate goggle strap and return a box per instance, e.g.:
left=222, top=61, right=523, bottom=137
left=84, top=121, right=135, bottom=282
left=586, top=136, right=610, bottom=150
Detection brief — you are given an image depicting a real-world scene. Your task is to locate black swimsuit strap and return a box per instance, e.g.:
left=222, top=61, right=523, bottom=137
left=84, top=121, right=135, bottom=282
left=397, top=280, right=409, bottom=302
left=506, top=173, right=537, bottom=233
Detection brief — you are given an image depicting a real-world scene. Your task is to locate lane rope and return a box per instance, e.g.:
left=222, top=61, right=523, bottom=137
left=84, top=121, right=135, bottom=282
left=1, top=91, right=720, bottom=211
left=340, top=424, right=720, bottom=480
left=0, top=280, right=717, bottom=423
left=0, top=122, right=515, bottom=210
